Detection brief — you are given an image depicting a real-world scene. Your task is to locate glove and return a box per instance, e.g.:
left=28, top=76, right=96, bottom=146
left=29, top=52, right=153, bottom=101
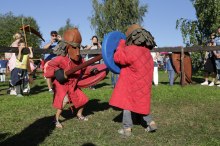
left=55, top=69, right=68, bottom=84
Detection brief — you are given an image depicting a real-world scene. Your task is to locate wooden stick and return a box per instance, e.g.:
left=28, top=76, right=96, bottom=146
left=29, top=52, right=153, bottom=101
left=22, top=18, right=28, bottom=47
left=180, top=47, right=185, bottom=86
left=65, top=54, right=102, bottom=76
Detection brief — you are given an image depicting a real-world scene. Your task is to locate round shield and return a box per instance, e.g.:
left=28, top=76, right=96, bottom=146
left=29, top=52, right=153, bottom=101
left=77, top=64, right=109, bottom=88
left=102, top=31, right=126, bottom=74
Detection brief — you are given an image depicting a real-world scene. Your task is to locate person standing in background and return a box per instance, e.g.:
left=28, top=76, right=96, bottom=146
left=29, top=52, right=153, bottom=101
left=213, top=26, right=220, bottom=87
left=7, top=32, right=24, bottom=95
left=201, top=33, right=216, bottom=86
left=165, top=53, right=175, bottom=86
left=85, top=35, right=101, bottom=61
left=10, top=40, right=33, bottom=97
left=150, top=49, right=160, bottom=86
left=42, top=31, right=62, bottom=93
left=0, top=55, right=8, bottom=82
left=85, top=35, right=102, bottom=89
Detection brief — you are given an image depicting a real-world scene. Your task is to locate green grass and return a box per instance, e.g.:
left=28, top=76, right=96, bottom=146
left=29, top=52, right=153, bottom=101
left=0, top=71, right=220, bottom=146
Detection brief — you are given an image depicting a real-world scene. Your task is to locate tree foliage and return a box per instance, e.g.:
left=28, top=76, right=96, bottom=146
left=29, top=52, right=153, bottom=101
left=176, top=0, right=220, bottom=46
left=89, top=0, right=148, bottom=40
left=176, top=0, right=220, bottom=73
left=0, top=12, right=42, bottom=48
left=58, top=18, right=77, bottom=36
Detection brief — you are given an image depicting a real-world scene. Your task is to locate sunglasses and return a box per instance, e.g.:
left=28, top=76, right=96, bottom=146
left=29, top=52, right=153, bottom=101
left=51, top=34, right=57, bottom=37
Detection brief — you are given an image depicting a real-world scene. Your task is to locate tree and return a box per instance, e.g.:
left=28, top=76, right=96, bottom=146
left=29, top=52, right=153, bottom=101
left=58, top=18, right=77, bottom=36
left=89, top=0, right=148, bottom=40
left=176, top=0, right=220, bottom=46
left=0, top=12, right=42, bottom=48
left=176, top=0, right=220, bottom=72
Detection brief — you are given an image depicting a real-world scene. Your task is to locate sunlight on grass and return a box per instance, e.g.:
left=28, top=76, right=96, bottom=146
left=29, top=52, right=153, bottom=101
left=0, top=71, right=220, bottom=146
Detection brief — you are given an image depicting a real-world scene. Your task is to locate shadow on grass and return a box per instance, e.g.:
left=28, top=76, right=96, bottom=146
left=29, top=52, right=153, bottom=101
left=61, top=99, right=110, bottom=120
left=82, top=143, right=96, bottom=146
left=0, top=87, right=9, bottom=95
left=0, top=133, right=9, bottom=142
left=84, top=99, right=110, bottom=116
left=0, top=116, right=55, bottom=146
left=160, top=81, right=171, bottom=85
left=192, top=76, right=204, bottom=84
left=94, top=82, right=111, bottom=89
left=0, top=87, right=8, bottom=92
left=30, top=84, right=48, bottom=95
left=160, top=82, right=180, bottom=85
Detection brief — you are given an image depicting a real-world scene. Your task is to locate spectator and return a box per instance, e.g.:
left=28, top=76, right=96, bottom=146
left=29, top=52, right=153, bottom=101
left=201, top=33, right=216, bottom=86
left=42, top=31, right=62, bottom=93
left=85, top=35, right=101, bottom=61
left=5, top=32, right=23, bottom=60
left=165, top=53, right=175, bottom=86
left=10, top=40, right=33, bottom=97
left=0, top=55, right=8, bottom=82
left=7, top=32, right=24, bottom=95
left=85, top=35, right=102, bottom=89
left=213, top=26, right=220, bottom=87
left=150, top=50, right=160, bottom=86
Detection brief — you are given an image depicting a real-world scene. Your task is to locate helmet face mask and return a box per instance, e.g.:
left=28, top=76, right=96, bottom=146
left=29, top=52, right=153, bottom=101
left=63, top=28, right=82, bottom=61
left=67, top=45, right=80, bottom=61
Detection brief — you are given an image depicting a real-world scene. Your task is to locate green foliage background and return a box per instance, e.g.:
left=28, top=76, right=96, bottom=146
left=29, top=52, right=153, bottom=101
left=176, top=0, right=220, bottom=73
left=89, top=0, right=148, bottom=41
left=57, top=18, right=77, bottom=37
left=0, top=12, right=42, bottom=48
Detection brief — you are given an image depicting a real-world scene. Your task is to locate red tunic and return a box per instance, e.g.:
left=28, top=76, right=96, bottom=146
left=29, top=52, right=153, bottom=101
left=109, top=40, right=153, bottom=115
left=44, top=56, right=88, bottom=109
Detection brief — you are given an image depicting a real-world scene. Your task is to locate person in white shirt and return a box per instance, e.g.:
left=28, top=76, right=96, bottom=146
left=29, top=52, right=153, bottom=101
left=151, top=50, right=160, bottom=86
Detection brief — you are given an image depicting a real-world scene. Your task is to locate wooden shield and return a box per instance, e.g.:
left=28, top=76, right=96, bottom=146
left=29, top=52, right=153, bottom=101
left=171, top=52, right=192, bottom=84
left=77, top=64, right=109, bottom=88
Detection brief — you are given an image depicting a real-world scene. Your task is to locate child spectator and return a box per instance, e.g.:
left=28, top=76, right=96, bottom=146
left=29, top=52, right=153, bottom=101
left=10, top=40, right=33, bottom=97
left=7, top=32, right=24, bottom=95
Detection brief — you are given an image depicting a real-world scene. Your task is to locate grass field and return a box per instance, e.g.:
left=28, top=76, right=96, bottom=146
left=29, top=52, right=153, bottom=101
left=0, top=71, right=220, bottom=146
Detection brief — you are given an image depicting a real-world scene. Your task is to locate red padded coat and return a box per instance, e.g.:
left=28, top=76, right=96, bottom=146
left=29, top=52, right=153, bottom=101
left=44, top=56, right=88, bottom=109
left=109, top=40, right=153, bottom=115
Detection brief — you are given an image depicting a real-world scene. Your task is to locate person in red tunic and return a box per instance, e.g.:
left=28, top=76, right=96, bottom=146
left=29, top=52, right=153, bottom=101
left=44, top=28, right=92, bottom=128
left=109, top=24, right=158, bottom=137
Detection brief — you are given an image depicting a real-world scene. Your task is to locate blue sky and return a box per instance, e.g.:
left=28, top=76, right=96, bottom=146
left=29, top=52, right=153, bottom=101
left=0, top=0, right=196, bottom=47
